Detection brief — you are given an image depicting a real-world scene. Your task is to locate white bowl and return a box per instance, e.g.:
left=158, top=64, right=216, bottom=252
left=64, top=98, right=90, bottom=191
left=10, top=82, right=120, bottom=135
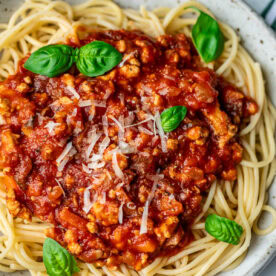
left=0, top=0, right=275, bottom=275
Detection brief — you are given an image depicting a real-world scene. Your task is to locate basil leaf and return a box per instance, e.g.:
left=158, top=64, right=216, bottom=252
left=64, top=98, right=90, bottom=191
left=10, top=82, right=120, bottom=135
left=205, top=214, right=243, bottom=245
left=161, top=106, right=187, bottom=133
left=190, top=7, right=224, bottom=63
left=43, top=238, right=79, bottom=276
left=24, top=45, right=75, bottom=77
left=76, top=41, right=122, bottom=77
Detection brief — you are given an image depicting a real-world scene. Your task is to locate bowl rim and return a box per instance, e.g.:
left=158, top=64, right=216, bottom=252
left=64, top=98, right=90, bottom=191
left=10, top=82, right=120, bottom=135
left=0, top=0, right=275, bottom=275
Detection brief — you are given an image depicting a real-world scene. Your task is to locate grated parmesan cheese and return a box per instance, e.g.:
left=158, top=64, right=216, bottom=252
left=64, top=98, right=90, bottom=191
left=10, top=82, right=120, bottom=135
left=45, top=121, right=60, bottom=135
left=82, top=164, right=91, bottom=174
left=102, top=114, right=109, bottom=137
left=79, top=100, right=92, bottom=107
left=140, top=175, right=161, bottom=234
left=118, top=51, right=135, bottom=67
left=138, top=126, right=153, bottom=135
left=56, top=142, right=73, bottom=164
left=118, top=202, right=124, bottom=224
left=155, top=112, right=167, bottom=153
left=86, top=130, right=102, bottom=160
left=110, top=116, right=124, bottom=132
left=83, top=187, right=94, bottom=213
left=103, top=90, right=112, bottom=100
left=140, top=200, right=150, bottom=235
left=99, top=136, right=110, bottom=154
left=57, top=158, right=69, bottom=172
left=119, top=141, right=135, bottom=154
left=112, top=150, right=124, bottom=179
left=55, top=179, right=65, bottom=196
left=66, top=86, right=80, bottom=99
left=124, top=116, right=154, bottom=128
left=87, top=161, right=105, bottom=169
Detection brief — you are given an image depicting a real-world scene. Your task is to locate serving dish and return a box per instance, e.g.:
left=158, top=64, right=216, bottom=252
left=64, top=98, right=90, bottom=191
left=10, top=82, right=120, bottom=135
left=0, top=0, right=275, bottom=275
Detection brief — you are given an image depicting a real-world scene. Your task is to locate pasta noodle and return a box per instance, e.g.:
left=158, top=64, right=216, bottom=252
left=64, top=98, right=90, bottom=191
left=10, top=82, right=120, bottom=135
left=0, top=0, right=275, bottom=275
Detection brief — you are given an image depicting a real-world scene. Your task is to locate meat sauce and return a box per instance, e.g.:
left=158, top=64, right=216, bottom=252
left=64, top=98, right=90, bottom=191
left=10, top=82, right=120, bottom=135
left=0, top=30, right=258, bottom=270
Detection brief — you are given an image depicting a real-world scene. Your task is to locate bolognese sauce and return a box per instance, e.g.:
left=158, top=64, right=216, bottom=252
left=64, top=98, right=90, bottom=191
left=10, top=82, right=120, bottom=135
left=0, top=30, right=258, bottom=270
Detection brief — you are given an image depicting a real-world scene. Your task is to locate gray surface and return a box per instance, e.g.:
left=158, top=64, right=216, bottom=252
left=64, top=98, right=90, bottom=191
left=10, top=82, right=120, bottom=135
left=260, top=257, right=276, bottom=276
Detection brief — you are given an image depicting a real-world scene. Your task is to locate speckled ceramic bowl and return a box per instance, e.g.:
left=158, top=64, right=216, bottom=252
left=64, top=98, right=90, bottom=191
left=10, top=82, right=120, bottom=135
left=0, top=0, right=275, bottom=275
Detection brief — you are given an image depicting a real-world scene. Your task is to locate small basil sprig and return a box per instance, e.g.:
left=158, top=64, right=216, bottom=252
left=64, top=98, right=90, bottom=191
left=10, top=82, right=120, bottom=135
left=161, top=106, right=187, bottom=132
left=190, top=7, right=224, bottom=63
left=205, top=214, right=243, bottom=245
left=24, top=41, right=122, bottom=78
left=24, top=45, right=75, bottom=77
left=43, top=238, right=79, bottom=276
left=76, top=41, right=122, bottom=77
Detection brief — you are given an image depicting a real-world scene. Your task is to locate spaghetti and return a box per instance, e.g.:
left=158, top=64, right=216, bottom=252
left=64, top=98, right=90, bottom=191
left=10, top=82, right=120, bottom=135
left=0, top=0, right=275, bottom=276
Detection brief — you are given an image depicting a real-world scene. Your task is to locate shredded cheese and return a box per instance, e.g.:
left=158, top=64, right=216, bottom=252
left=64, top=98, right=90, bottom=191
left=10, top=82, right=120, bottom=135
left=102, top=114, right=109, bottom=137
left=140, top=200, right=150, bottom=235
left=118, top=51, right=135, bottom=67
left=118, top=202, right=124, bottom=224
left=88, top=161, right=105, bottom=169
left=119, top=141, right=135, bottom=154
left=57, top=158, right=69, bottom=172
left=110, top=116, right=124, bottom=132
left=79, top=100, right=92, bottom=107
left=82, top=164, right=91, bottom=174
left=99, top=136, right=110, bottom=154
left=118, top=115, right=125, bottom=143
left=55, top=179, right=65, bottom=196
left=155, top=112, right=167, bottom=152
left=138, top=126, right=153, bottom=135
left=73, top=121, right=82, bottom=135
left=140, top=175, right=162, bottom=234
left=45, top=121, right=60, bottom=135
left=83, top=187, right=94, bottom=213
left=86, top=130, right=102, bottom=160
left=124, top=116, right=153, bottom=128
left=112, top=150, right=124, bottom=179
left=56, top=142, right=73, bottom=164
left=66, top=86, right=80, bottom=99
left=103, top=90, right=112, bottom=100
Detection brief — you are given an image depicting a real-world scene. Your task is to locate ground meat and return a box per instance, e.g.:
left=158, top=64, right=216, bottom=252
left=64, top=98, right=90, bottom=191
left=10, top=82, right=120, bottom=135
left=0, top=29, right=257, bottom=270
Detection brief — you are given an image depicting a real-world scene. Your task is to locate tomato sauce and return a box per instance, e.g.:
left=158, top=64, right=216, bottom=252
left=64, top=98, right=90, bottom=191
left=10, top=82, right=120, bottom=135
left=0, top=30, right=258, bottom=270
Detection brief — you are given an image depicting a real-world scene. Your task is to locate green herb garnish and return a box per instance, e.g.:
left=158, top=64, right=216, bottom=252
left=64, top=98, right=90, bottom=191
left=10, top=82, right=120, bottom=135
left=43, top=238, right=79, bottom=276
left=24, top=45, right=75, bottom=78
left=76, top=41, right=122, bottom=77
left=24, top=41, right=122, bottom=78
left=160, top=106, right=187, bottom=132
left=205, top=214, right=244, bottom=245
left=190, top=7, right=224, bottom=63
